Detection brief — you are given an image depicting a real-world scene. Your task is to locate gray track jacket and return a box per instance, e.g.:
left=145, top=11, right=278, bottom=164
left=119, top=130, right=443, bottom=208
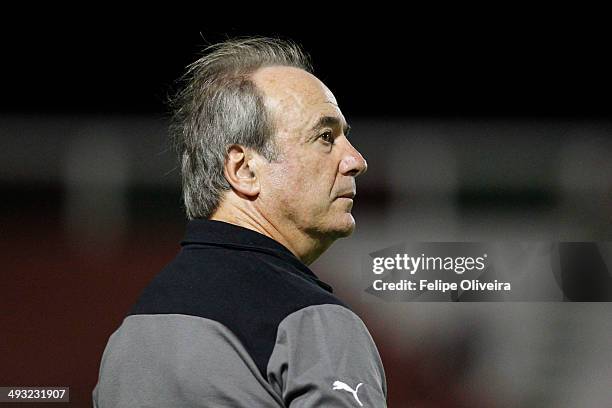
left=93, top=220, right=387, bottom=407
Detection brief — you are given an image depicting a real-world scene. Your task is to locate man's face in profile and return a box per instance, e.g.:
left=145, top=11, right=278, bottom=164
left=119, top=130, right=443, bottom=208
left=252, top=66, right=367, bottom=241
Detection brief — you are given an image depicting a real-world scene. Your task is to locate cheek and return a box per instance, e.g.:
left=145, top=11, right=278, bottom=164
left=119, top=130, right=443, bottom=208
left=263, top=150, right=339, bottom=211
left=268, top=161, right=302, bottom=191
left=269, top=164, right=322, bottom=209
left=262, top=161, right=305, bottom=213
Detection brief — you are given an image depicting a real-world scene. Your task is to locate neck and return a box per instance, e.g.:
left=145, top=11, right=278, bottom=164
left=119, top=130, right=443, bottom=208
left=211, top=201, right=330, bottom=265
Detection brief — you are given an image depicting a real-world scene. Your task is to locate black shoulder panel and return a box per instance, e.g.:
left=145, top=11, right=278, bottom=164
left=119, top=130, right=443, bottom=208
left=128, top=244, right=347, bottom=378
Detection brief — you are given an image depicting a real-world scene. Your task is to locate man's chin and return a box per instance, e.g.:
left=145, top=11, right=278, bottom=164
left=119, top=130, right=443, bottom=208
left=305, top=213, right=356, bottom=241
left=330, top=214, right=356, bottom=238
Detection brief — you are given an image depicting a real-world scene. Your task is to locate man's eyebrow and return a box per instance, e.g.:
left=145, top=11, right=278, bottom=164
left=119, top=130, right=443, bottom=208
left=310, top=116, right=351, bottom=135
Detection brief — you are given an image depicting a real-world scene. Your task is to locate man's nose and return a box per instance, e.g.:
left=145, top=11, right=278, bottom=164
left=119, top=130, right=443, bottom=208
left=339, top=139, right=368, bottom=177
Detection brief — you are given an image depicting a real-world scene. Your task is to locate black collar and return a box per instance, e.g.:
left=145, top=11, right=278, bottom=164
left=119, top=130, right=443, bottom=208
left=181, top=219, right=333, bottom=293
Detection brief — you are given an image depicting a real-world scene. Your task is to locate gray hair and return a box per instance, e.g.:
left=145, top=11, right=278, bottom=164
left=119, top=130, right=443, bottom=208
left=169, top=37, right=312, bottom=219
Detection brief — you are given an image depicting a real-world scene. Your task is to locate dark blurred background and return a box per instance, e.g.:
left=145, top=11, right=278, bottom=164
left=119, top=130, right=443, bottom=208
left=1, top=13, right=611, bottom=407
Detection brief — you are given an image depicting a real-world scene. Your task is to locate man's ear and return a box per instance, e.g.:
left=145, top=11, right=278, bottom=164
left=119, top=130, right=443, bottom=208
left=223, top=144, right=260, bottom=199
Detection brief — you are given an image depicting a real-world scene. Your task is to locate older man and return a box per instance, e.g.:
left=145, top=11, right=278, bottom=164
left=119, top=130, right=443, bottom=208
left=93, top=37, right=387, bottom=407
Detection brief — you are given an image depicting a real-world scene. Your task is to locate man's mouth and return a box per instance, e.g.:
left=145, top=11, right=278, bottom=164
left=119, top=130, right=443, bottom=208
left=336, top=191, right=356, bottom=200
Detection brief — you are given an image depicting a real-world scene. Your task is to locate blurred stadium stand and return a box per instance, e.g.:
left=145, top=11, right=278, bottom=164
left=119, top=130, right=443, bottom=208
left=1, top=115, right=611, bottom=407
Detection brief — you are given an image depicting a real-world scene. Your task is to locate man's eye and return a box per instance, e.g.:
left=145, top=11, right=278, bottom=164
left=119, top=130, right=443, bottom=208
left=320, top=131, right=334, bottom=144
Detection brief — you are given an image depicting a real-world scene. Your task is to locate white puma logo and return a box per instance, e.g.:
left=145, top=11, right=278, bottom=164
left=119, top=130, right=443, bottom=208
left=332, top=380, right=364, bottom=406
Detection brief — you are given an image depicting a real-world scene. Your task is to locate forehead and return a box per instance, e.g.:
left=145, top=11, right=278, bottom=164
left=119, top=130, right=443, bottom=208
left=251, top=66, right=345, bottom=136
